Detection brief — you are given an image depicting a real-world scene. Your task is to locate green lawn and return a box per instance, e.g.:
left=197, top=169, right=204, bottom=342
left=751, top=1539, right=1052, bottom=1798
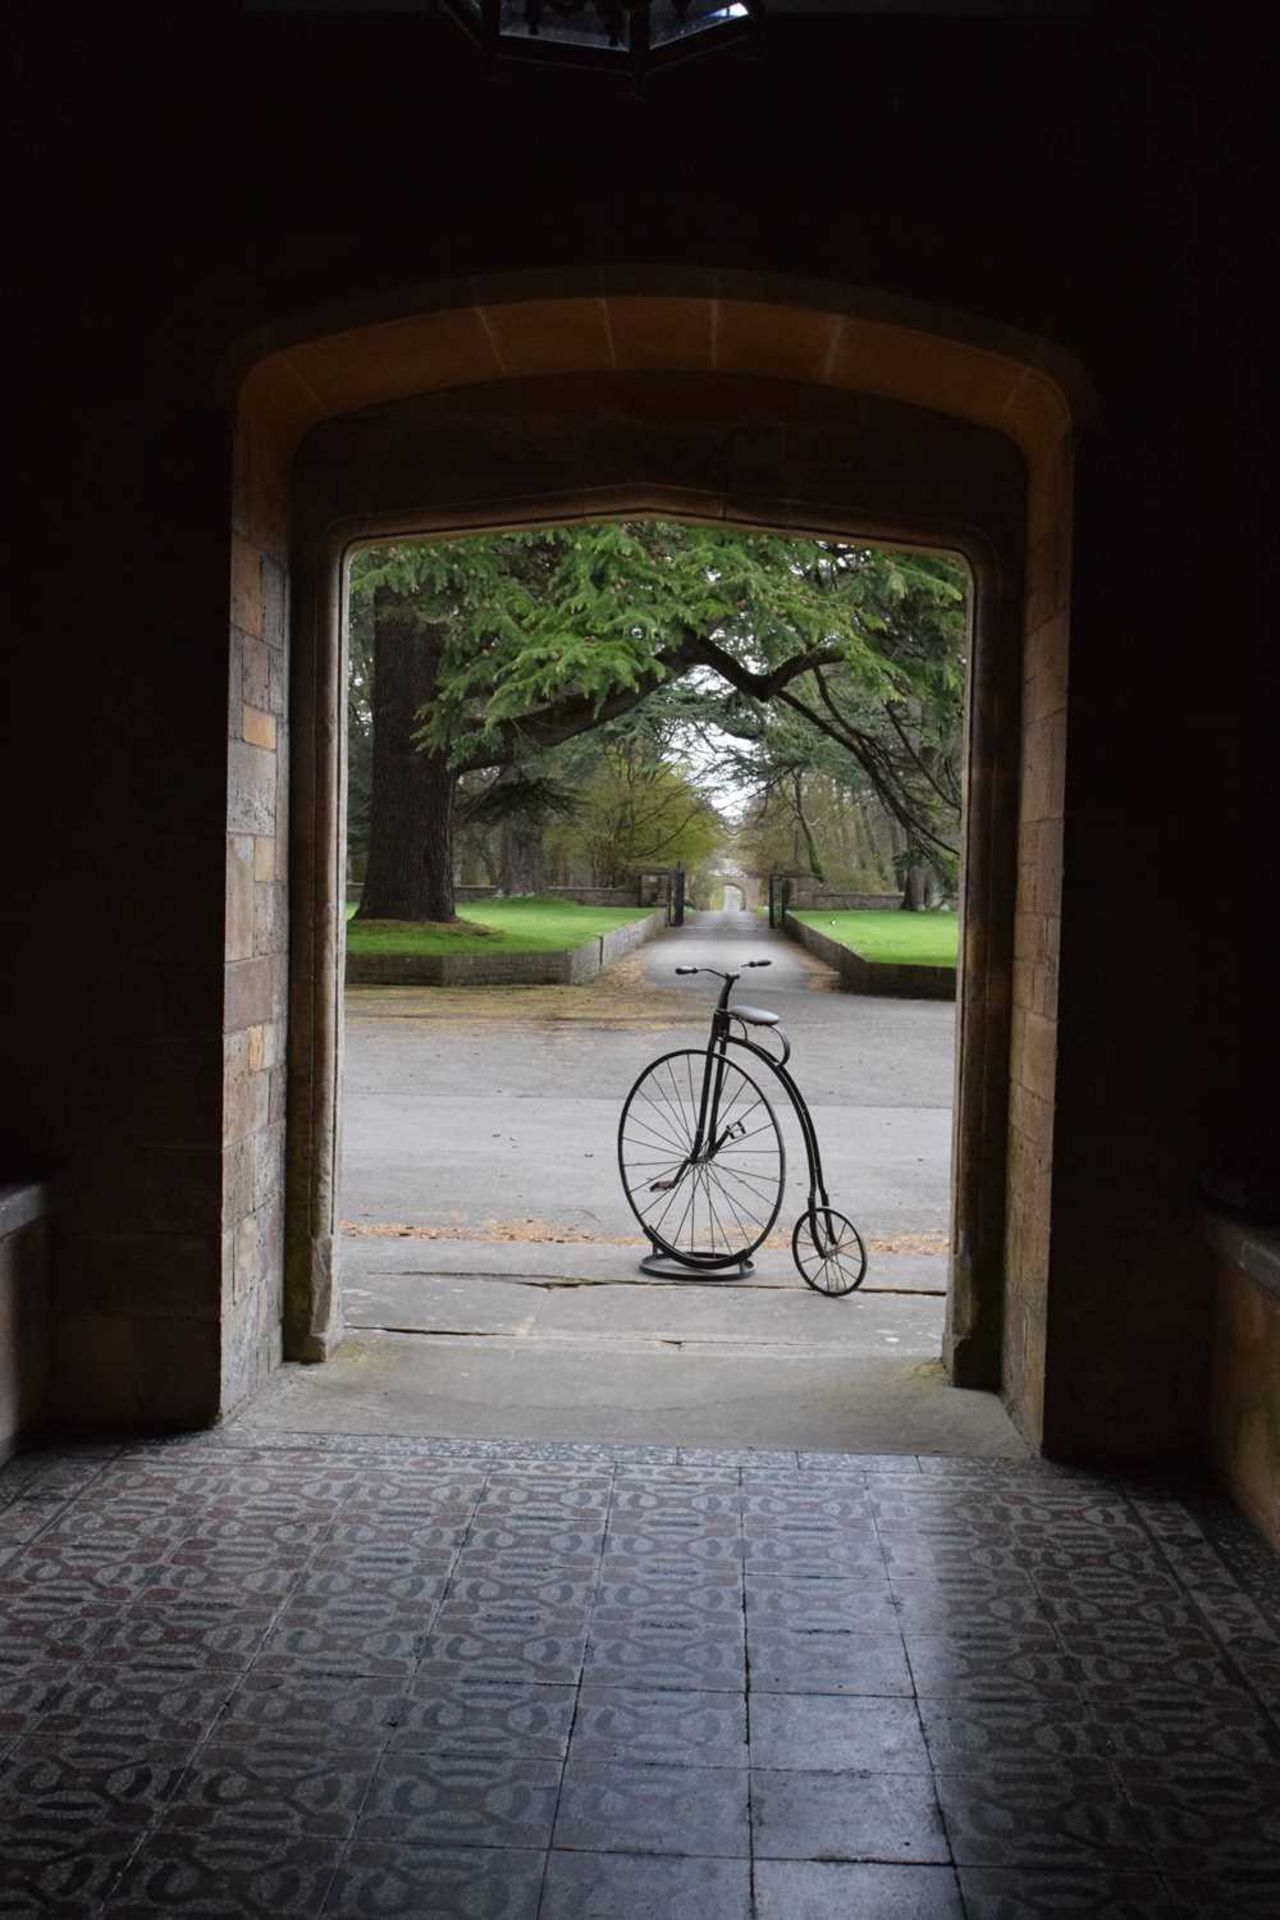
left=345, top=897, right=650, bottom=956
left=794, top=908, right=958, bottom=969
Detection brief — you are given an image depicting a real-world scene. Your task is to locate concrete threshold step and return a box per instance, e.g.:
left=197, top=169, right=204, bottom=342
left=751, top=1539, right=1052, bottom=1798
left=340, top=1236, right=946, bottom=1294
left=342, top=1271, right=944, bottom=1357
left=245, top=1336, right=1025, bottom=1456
left=343, top=1327, right=938, bottom=1358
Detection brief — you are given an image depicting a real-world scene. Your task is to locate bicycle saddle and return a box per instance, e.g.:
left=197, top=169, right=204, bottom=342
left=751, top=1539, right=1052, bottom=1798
left=734, top=1005, right=780, bottom=1026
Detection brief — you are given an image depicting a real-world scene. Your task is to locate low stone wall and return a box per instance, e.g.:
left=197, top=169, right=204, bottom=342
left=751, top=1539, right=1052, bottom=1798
left=346, top=909, right=664, bottom=987
left=450, top=886, right=640, bottom=908
left=555, top=887, right=639, bottom=907
left=1204, top=1211, right=1280, bottom=1548
left=785, top=890, right=902, bottom=912
left=783, top=911, right=956, bottom=1001
left=1, top=1183, right=52, bottom=1460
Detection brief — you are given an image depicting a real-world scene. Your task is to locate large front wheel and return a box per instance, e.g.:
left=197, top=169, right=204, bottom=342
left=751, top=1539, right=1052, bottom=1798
left=618, top=1049, right=785, bottom=1269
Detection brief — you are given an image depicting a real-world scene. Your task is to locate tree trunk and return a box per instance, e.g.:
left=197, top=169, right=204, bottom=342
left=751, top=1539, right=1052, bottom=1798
left=862, top=796, right=896, bottom=891
left=498, top=814, right=545, bottom=896
left=899, top=856, right=939, bottom=912
left=356, top=591, right=458, bottom=922
left=791, top=773, right=826, bottom=884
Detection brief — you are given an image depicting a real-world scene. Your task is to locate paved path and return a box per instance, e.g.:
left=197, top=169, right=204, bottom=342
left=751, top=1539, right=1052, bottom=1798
left=342, top=908, right=955, bottom=1248
left=335, top=907, right=984, bottom=1453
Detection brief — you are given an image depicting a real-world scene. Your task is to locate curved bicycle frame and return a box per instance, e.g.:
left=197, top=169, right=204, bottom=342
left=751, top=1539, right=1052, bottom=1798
left=726, top=1030, right=830, bottom=1221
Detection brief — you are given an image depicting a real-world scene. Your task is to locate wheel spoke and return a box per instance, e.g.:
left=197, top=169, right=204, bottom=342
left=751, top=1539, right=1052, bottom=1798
left=711, top=1161, right=777, bottom=1205
left=625, top=1152, right=687, bottom=1182
left=619, top=1051, right=784, bottom=1267
left=655, top=1061, right=695, bottom=1142
left=684, top=1054, right=701, bottom=1144
left=706, top=1163, right=766, bottom=1229
left=634, top=1173, right=687, bottom=1198
left=666, top=1174, right=699, bottom=1254
left=628, top=1112, right=684, bottom=1160
left=725, top=1085, right=762, bottom=1123
left=632, top=1111, right=687, bottom=1163
left=792, top=1208, right=865, bottom=1295
left=712, top=1084, right=755, bottom=1139
left=634, top=1089, right=689, bottom=1154
left=646, top=1169, right=694, bottom=1239
left=704, top=1169, right=735, bottom=1257
left=705, top=1163, right=755, bottom=1244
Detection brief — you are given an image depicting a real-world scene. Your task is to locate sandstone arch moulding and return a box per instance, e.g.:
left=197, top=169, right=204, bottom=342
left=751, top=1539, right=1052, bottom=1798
left=226, top=271, right=1085, bottom=1448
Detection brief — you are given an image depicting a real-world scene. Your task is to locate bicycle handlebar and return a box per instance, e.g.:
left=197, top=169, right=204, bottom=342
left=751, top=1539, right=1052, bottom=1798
left=673, top=961, right=772, bottom=978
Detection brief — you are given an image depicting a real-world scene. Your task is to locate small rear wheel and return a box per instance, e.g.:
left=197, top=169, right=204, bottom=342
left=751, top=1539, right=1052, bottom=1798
left=793, top=1207, right=867, bottom=1296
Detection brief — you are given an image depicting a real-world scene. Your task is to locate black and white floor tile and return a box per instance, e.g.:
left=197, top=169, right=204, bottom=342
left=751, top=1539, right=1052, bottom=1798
left=0, top=1431, right=1275, bottom=1916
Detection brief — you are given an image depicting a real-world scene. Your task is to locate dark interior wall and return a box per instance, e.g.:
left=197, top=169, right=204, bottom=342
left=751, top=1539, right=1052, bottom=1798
left=4, top=6, right=1270, bottom=1451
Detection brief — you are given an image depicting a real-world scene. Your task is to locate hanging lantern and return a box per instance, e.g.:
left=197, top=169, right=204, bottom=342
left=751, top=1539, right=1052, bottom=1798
left=442, top=0, right=760, bottom=75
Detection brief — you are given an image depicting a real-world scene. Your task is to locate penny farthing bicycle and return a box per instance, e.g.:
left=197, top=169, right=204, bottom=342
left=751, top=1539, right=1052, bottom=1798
left=617, top=960, right=867, bottom=1295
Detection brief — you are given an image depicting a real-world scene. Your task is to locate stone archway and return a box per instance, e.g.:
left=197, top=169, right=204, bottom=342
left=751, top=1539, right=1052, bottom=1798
left=226, top=271, right=1084, bottom=1449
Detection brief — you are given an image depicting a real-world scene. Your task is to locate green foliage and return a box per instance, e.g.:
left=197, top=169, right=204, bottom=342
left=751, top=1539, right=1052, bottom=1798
left=736, top=771, right=898, bottom=895
left=459, top=771, right=581, bottom=830
left=793, top=909, right=958, bottom=969
left=346, top=899, right=649, bottom=957
left=346, top=604, right=375, bottom=866
left=545, top=737, right=724, bottom=887
left=347, top=521, right=970, bottom=883
left=350, top=528, right=668, bottom=769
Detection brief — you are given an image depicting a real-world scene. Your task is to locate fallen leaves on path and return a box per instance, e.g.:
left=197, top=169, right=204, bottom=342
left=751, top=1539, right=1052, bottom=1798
left=340, top=1218, right=949, bottom=1255
left=863, top=1232, right=949, bottom=1256
left=342, top=1218, right=631, bottom=1245
left=344, top=950, right=696, bottom=1031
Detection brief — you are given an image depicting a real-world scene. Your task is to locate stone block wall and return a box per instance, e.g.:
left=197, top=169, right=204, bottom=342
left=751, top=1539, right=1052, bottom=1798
left=596, top=911, right=666, bottom=969
left=549, top=887, right=639, bottom=907
left=1204, top=1214, right=1280, bottom=1548
left=783, top=887, right=902, bottom=912
left=19, top=396, right=239, bottom=1433
left=223, top=392, right=293, bottom=1407
left=451, top=886, right=639, bottom=907
left=1001, top=425, right=1072, bottom=1449
left=0, top=1185, right=51, bottom=1459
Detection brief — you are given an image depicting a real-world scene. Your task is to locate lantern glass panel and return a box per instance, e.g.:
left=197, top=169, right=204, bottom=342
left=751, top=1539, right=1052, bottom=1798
left=499, top=0, right=633, bottom=52
left=650, top=0, right=749, bottom=50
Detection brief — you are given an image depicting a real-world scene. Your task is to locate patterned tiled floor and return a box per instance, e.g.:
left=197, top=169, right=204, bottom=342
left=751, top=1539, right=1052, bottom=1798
left=1, top=1430, right=1277, bottom=1917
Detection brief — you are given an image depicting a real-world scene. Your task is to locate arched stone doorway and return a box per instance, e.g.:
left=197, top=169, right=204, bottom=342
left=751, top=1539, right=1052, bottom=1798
left=227, top=271, right=1084, bottom=1450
